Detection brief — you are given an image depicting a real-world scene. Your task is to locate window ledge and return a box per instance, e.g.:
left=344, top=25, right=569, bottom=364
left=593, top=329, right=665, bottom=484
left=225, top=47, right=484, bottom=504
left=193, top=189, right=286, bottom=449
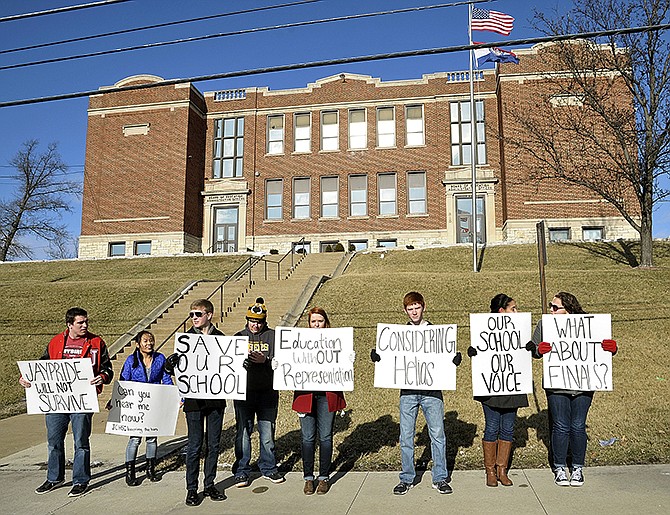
left=318, top=216, right=341, bottom=221
left=290, top=217, right=313, bottom=222
left=347, top=215, right=370, bottom=220
left=318, top=149, right=340, bottom=154
left=376, top=214, right=399, bottom=219
left=406, top=213, right=429, bottom=218
left=265, top=152, right=285, bottom=157
left=263, top=218, right=284, bottom=223
left=375, top=145, right=397, bottom=150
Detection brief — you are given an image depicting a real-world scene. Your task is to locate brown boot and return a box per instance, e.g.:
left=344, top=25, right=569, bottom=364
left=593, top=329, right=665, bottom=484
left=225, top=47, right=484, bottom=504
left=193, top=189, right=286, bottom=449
left=482, top=440, right=498, bottom=487
left=496, top=439, right=513, bottom=486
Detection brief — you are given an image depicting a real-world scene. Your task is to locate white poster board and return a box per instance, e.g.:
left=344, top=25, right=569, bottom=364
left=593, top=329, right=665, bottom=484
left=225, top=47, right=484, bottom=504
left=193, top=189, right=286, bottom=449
left=373, top=323, right=458, bottom=390
left=17, top=359, right=99, bottom=414
left=541, top=314, right=613, bottom=391
left=469, top=313, right=533, bottom=396
left=173, top=332, right=248, bottom=400
left=106, top=381, right=181, bottom=436
left=273, top=326, right=354, bottom=391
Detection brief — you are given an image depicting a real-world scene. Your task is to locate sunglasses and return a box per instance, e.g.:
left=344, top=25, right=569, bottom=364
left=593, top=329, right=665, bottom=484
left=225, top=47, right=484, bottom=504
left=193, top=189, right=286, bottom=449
left=189, top=311, right=208, bottom=318
left=549, top=303, right=565, bottom=311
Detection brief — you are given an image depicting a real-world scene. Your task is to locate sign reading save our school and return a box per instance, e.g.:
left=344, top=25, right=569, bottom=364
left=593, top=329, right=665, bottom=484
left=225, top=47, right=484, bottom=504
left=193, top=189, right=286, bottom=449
left=373, top=323, right=458, bottom=390
left=273, top=326, right=355, bottom=391
left=469, top=313, right=533, bottom=396
left=106, top=381, right=181, bottom=437
left=17, top=359, right=99, bottom=414
left=173, top=332, right=248, bottom=400
left=541, top=314, right=613, bottom=391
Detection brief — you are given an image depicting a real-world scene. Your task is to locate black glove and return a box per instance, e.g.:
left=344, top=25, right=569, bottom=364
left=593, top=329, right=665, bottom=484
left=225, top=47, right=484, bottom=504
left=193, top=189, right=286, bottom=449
left=452, top=352, right=462, bottom=366
left=525, top=341, right=535, bottom=352
left=243, top=358, right=251, bottom=370
left=164, top=353, right=179, bottom=374
left=370, top=349, right=381, bottom=362
left=467, top=346, right=477, bottom=358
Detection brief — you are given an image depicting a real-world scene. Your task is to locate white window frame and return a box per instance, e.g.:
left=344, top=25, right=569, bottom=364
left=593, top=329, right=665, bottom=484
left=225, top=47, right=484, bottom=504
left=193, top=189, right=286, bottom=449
left=349, top=174, right=368, bottom=217
left=267, top=114, right=284, bottom=155
left=266, top=179, right=283, bottom=220
left=320, top=176, right=339, bottom=218
left=348, top=108, right=367, bottom=149
left=376, top=107, right=395, bottom=148
left=292, top=177, right=310, bottom=219
left=405, top=105, right=425, bottom=146
left=450, top=100, right=486, bottom=166
left=407, top=171, right=427, bottom=214
left=294, top=112, right=311, bottom=153
left=213, top=117, right=244, bottom=178
left=321, top=111, right=339, bottom=151
left=378, top=172, right=397, bottom=216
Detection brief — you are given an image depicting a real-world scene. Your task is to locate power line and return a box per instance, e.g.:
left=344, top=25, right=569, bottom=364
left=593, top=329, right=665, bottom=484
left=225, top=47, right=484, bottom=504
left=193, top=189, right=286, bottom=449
left=0, top=2, right=483, bottom=72
left=0, top=0, right=133, bottom=23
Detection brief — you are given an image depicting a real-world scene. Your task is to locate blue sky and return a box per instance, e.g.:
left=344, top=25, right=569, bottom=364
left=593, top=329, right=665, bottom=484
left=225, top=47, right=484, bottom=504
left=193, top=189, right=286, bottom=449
left=1, top=0, right=668, bottom=259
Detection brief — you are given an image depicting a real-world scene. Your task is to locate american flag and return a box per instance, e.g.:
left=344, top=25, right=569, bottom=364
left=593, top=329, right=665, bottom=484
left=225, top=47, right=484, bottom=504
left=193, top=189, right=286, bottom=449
left=471, top=8, right=514, bottom=36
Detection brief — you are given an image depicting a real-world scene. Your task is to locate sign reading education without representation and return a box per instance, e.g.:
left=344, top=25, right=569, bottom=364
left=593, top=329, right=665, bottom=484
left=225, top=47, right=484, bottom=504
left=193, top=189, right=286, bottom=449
left=173, top=332, right=248, bottom=400
left=106, top=381, right=181, bottom=436
left=273, top=326, right=354, bottom=391
left=373, top=323, right=458, bottom=390
left=469, top=313, right=533, bottom=396
left=541, top=314, right=613, bottom=391
left=17, top=359, right=99, bottom=414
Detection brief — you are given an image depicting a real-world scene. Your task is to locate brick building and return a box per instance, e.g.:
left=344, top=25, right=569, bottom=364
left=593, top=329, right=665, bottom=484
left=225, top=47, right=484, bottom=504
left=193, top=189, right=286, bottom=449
left=79, top=43, right=637, bottom=258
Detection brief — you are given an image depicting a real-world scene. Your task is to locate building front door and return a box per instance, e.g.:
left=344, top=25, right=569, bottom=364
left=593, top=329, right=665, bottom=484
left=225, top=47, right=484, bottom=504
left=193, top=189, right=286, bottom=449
left=213, top=206, right=239, bottom=252
left=456, top=196, right=486, bottom=244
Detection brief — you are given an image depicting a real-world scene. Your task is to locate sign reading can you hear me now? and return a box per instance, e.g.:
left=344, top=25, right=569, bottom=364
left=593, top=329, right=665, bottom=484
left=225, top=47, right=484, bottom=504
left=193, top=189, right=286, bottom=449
left=17, top=359, right=99, bottom=414
left=273, top=326, right=354, bottom=391
left=541, top=314, right=613, bottom=391
left=106, top=381, right=181, bottom=436
left=469, top=313, right=533, bottom=396
left=374, top=323, right=458, bottom=390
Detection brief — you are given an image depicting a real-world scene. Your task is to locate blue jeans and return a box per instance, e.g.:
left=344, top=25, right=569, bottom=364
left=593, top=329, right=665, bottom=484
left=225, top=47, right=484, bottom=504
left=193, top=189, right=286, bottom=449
left=45, top=412, right=93, bottom=485
left=482, top=404, right=518, bottom=442
left=185, top=407, right=224, bottom=491
left=233, top=393, right=279, bottom=477
left=126, top=436, right=157, bottom=462
left=399, top=392, right=448, bottom=484
left=299, top=393, right=335, bottom=480
left=547, top=391, right=593, bottom=468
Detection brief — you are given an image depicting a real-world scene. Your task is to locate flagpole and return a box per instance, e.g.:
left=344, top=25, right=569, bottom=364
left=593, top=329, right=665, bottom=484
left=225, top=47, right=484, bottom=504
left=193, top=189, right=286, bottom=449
left=468, top=3, right=478, bottom=273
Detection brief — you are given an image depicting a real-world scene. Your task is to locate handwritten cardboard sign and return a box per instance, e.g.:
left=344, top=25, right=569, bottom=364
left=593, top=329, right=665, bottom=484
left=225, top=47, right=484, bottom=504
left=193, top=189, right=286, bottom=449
left=106, top=381, right=181, bottom=436
left=542, top=314, right=613, bottom=391
left=17, top=359, right=99, bottom=414
left=373, top=323, right=458, bottom=390
left=173, top=332, right=248, bottom=400
left=469, top=313, right=533, bottom=396
left=273, top=326, right=354, bottom=391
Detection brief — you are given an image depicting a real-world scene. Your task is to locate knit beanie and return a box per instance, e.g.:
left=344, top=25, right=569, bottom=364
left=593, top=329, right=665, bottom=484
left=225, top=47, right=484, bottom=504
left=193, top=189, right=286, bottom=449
left=246, top=297, right=267, bottom=321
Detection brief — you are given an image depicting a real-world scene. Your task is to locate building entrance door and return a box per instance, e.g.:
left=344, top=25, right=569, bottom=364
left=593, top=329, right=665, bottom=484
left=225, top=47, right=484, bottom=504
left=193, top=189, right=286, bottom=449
left=213, top=206, right=239, bottom=252
left=456, top=196, right=486, bottom=244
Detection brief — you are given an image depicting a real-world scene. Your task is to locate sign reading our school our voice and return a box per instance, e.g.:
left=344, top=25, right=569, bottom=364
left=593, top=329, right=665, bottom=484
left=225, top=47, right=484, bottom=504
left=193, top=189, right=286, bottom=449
left=17, top=359, right=99, bottom=414
left=273, top=326, right=354, bottom=391
left=173, top=332, right=248, bottom=400
left=469, top=313, right=533, bottom=396
left=106, top=381, right=181, bottom=437
left=373, top=324, right=458, bottom=390
left=541, top=314, right=613, bottom=391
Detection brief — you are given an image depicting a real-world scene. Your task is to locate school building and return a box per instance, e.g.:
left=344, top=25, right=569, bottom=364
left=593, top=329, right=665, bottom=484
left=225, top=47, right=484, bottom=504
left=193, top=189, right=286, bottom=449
left=78, top=42, right=638, bottom=258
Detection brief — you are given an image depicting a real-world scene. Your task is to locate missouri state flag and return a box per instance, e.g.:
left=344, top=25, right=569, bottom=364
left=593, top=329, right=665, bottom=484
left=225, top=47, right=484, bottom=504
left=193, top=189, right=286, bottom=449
left=474, top=45, right=520, bottom=66
left=471, top=8, right=514, bottom=36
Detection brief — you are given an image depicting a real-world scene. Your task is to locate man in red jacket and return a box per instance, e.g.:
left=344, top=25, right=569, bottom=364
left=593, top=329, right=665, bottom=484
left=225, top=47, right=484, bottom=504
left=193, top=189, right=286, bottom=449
left=19, top=307, right=113, bottom=498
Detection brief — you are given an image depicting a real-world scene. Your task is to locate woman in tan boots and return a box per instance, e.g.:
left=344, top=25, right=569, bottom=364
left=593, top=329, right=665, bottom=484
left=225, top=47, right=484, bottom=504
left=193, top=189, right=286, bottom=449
left=467, top=294, right=528, bottom=487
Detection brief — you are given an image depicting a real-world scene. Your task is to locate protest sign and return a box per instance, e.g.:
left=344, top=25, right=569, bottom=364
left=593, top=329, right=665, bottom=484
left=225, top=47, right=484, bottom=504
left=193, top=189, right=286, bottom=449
left=541, top=314, right=613, bottom=391
left=273, top=326, right=354, bottom=391
left=173, top=332, right=248, bottom=400
left=17, top=359, right=99, bottom=414
left=469, top=313, right=533, bottom=396
left=106, top=381, right=181, bottom=436
left=373, top=323, right=458, bottom=390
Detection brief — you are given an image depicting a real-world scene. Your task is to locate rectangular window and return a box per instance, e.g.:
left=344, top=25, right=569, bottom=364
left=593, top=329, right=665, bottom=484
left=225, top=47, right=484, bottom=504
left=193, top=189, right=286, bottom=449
left=320, top=240, right=339, bottom=252
left=293, top=177, right=310, bottom=219
left=133, top=241, right=151, bottom=255
left=213, top=117, right=244, bottom=178
left=266, top=179, right=283, bottom=220
left=348, top=240, right=368, bottom=251
left=406, top=105, right=425, bottom=146
left=582, top=227, right=603, bottom=241
left=267, top=115, right=284, bottom=154
left=549, top=228, right=570, bottom=241
left=377, top=107, right=395, bottom=148
left=377, top=239, right=397, bottom=248
left=348, top=108, right=367, bottom=149
left=321, top=111, right=339, bottom=151
left=450, top=100, right=486, bottom=166
left=294, top=113, right=311, bottom=152
left=407, top=171, right=427, bottom=214
left=320, top=176, right=339, bottom=217
left=378, top=172, right=397, bottom=215
left=108, top=242, right=125, bottom=257
left=349, top=174, right=368, bottom=216
left=293, top=240, right=311, bottom=254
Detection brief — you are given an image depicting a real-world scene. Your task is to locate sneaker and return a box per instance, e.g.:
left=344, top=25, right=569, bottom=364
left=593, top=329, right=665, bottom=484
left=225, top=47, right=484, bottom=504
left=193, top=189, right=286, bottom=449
left=263, top=472, right=285, bottom=484
left=35, top=479, right=63, bottom=494
left=316, top=479, right=330, bottom=495
left=393, top=482, right=413, bottom=495
left=432, top=479, right=453, bottom=494
left=234, top=475, right=249, bottom=488
left=554, top=468, right=570, bottom=486
left=570, top=467, right=584, bottom=487
left=68, top=483, right=89, bottom=497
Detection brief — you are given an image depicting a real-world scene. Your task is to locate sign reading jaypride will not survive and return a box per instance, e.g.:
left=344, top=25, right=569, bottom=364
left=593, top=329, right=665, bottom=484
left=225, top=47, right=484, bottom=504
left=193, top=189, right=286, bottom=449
left=17, top=359, right=99, bottom=414
left=173, top=332, right=248, bottom=400
left=106, top=381, right=181, bottom=436
left=469, top=313, right=533, bottom=396
left=542, top=314, right=613, bottom=391
left=373, top=324, right=458, bottom=390
left=273, top=326, right=354, bottom=391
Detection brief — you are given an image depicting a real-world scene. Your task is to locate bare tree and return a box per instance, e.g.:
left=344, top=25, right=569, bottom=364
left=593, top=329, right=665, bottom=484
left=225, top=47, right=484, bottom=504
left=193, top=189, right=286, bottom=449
left=0, top=140, right=80, bottom=261
left=506, top=0, right=670, bottom=267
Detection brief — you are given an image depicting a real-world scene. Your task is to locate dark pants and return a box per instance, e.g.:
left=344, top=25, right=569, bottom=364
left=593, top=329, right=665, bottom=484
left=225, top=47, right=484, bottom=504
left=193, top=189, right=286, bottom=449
left=547, top=391, right=594, bottom=469
left=482, top=404, right=518, bottom=442
left=185, top=407, right=224, bottom=491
